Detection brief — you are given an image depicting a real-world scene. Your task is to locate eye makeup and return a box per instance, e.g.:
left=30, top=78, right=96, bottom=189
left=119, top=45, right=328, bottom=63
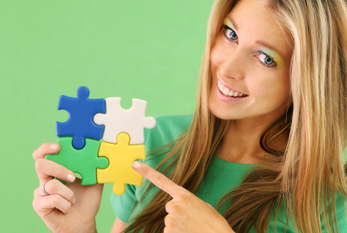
left=222, top=17, right=285, bottom=68
left=260, top=47, right=285, bottom=68
left=223, top=17, right=235, bottom=30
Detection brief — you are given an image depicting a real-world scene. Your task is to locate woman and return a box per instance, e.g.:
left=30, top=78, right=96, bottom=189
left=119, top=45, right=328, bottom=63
left=33, top=0, right=347, bottom=232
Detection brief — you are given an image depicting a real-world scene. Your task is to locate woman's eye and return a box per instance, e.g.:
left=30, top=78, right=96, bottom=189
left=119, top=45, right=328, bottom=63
left=223, top=25, right=238, bottom=41
left=221, top=25, right=277, bottom=68
left=256, top=53, right=277, bottom=67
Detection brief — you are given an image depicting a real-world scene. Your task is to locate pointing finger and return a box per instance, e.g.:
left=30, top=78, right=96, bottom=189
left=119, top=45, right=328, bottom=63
left=132, top=161, right=185, bottom=199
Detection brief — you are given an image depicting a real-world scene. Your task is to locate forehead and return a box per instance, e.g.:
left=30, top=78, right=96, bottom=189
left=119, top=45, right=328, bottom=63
left=227, top=0, right=292, bottom=60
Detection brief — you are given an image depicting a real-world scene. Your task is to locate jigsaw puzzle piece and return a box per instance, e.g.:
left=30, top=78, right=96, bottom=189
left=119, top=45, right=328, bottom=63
left=57, top=86, right=106, bottom=149
left=45, top=137, right=109, bottom=185
left=97, top=133, right=146, bottom=195
left=94, top=97, right=156, bottom=145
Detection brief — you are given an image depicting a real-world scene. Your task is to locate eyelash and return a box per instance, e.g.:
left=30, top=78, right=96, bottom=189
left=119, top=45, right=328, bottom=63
left=222, top=25, right=278, bottom=68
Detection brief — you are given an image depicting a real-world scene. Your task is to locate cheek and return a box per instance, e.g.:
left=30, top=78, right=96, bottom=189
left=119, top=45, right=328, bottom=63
left=276, top=71, right=291, bottom=97
left=247, top=73, right=291, bottom=101
left=246, top=69, right=290, bottom=94
left=210, top=46, right=219, bottom=75
left=210, top=38, right=227, bottom=73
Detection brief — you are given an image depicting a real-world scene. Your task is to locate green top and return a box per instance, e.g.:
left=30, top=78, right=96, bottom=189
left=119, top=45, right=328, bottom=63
left=111, top=115, right=347, bottom=232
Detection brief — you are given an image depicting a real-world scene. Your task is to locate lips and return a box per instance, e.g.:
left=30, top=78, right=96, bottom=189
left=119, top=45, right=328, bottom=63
left=217, top=78, right=248, bottom=98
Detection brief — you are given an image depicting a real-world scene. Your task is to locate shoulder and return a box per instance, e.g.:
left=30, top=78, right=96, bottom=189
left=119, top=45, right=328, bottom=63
left=147, top=114, right=193, bottom=138
left=141, top=114, right=193, bottom=175
left=144, top=114, right=193, bottom=154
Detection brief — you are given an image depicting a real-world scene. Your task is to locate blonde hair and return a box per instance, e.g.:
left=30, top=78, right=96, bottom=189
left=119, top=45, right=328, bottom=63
left=125, top=0, right=347, bottom=232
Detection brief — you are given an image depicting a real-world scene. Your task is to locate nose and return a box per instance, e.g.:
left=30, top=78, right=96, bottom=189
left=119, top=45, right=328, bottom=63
left=217, top=48, right=244, bottom=81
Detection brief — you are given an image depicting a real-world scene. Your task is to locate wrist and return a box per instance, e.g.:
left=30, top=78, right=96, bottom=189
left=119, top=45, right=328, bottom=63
left=70, top=219, right=96, bottom=233
left=55, top=221, right=97, bottom=233
left=86, top=226, right=97, bottom=233
left=83, top=220, right=97, bottom=233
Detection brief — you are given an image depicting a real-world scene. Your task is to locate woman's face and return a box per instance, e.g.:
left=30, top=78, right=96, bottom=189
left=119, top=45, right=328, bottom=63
left=209, top=0, right=293, bottom=122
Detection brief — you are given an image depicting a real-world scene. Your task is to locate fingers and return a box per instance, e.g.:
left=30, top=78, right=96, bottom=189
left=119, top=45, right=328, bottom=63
left=33, top=143, right=60, bottom=160
left=32, top=143, right=77, bottom=217
left=132, top=161, right=185, bottom=199
left=164, top=214, right=174, bottom=229
left=33, top=143, right=75, bottom=186
left=165, top=200, right=178, bottom=214
left=164, top=214, right=181, bottom=233
left=33, top=179, right=76, bottom=216
left=35, top=158, right=76, bottom=185
left=41, top=179, right=76, bottom=203
left=33, top=187, right=73, bottom=215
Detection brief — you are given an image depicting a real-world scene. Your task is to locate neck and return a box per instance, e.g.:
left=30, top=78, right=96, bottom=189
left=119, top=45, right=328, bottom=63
left=216, top=115, right=288, bottom=164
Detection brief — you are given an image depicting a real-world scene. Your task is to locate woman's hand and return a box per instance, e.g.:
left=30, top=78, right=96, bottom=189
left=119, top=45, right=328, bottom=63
left=32, top=143, right=103, bottom=233
left=132, top=161, right=235, bottom=233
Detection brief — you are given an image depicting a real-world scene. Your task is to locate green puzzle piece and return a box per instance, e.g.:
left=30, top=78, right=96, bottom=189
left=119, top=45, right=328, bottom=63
left=45, top=137, right=109, bottom=185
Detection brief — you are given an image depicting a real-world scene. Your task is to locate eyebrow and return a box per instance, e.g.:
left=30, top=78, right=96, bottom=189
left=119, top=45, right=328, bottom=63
left=227, top=17, right=285, bottom=59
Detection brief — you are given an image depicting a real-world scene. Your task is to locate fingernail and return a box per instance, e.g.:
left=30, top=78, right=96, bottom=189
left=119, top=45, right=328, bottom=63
left=50, top=144, right=58, bottom=150
left=133, top=161, right=141, bottom=169
left=67, top=174, right=76, bottom=183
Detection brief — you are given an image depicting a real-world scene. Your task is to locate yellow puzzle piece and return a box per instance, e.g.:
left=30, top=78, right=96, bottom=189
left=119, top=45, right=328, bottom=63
left=97, top=133, right=145, bottom=195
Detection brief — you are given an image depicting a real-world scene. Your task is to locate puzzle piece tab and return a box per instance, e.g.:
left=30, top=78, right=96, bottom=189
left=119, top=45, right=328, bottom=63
left=94, top=97, right=156, bottom=145
left=45, top=137, right=109, bottom=185
left=97, top=133, right=145, bottom=195
left=57, top=86, right=106, bottom=149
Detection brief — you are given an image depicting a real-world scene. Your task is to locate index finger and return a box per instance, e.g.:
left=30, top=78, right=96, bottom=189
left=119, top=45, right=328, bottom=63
left=132, top=161, right=184, bottom=199
left=33, top=143, right=75, bottom=184
left=32, top=143, right=60, bottom=160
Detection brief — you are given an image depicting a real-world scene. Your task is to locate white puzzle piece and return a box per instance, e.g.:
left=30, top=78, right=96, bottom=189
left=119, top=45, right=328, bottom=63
left=94, top=97, right=156, bottom=145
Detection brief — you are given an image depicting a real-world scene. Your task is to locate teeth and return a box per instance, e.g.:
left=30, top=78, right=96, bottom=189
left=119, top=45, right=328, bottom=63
left=218, top=80, right=247, bottom=97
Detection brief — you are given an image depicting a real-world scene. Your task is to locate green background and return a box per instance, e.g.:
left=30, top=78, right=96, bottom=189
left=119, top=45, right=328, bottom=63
left=0, top=1, right=213, bottom=232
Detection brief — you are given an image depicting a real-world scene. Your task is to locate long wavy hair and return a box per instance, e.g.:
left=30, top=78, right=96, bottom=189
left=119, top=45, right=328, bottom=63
left=125, top=0, right=347, bottom=232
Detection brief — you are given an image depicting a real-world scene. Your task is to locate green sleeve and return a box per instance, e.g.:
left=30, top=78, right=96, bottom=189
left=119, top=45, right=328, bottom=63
left=109, top=127, right=152, bottom=223
left=109, top=127, right=151, bottom=223
left=110, top=183, right=138, bottom=223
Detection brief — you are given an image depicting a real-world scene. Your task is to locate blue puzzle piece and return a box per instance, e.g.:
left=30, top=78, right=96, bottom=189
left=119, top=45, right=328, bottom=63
left=56, top=86, right=106, bottom=149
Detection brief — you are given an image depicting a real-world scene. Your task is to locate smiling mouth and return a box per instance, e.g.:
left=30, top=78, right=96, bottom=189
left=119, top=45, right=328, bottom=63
left=217, top=79, right=248, bottom=98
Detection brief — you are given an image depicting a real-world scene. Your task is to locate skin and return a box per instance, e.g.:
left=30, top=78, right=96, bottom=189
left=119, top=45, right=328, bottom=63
left=32, top=0, right=293, bottom=232
left=209, top=0, right=293, bottom=164
left=132, top=161, right=235, bottom=233
left=32, top=143, right=101, bottom=233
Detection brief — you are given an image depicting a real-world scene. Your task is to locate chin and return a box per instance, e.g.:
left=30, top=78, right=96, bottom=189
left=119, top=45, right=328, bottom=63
left=211, top=111, right=240, bottom=121
left=208, top=100, right=232, bottom=120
